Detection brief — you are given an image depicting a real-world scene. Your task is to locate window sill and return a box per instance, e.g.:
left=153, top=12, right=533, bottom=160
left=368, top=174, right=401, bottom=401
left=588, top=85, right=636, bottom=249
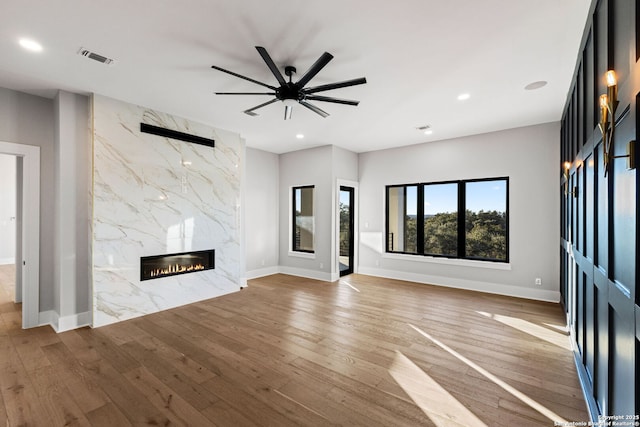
left=382, top=252, right=511, bottom=270
left=288, top=251, right=316, bottom=260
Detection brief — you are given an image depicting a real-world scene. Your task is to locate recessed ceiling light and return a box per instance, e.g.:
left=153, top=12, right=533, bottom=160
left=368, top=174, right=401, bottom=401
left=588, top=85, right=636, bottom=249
left=296, top=134, right=304, bottom=139
left=457, top=93, right=470, bottom=101
left=524, top=81, right=548, bottom=90
left=18, top=38, right=43, bottom=52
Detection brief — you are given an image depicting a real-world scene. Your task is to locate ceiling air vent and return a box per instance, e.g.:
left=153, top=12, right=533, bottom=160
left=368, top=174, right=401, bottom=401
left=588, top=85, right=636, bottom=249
left=78, top=47, right=115, bottom=65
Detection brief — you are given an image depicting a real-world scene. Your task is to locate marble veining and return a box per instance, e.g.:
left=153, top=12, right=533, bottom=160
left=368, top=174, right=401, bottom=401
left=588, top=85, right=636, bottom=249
left=92, top=95, right=242, bottom=327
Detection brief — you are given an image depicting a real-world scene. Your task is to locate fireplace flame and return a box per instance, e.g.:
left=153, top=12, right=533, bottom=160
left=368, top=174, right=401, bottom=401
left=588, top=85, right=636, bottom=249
left=149, top=263, right=206, bottom=278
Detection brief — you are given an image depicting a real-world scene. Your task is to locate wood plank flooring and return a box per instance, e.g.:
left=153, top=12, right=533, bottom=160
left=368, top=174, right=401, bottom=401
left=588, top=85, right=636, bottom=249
left=0, top=266, right=589, bottom=426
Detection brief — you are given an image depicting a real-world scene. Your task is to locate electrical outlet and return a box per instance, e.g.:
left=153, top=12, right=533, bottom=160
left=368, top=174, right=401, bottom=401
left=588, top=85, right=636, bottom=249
left=319, top=263, right=324, bottom=269
left=535, top=278, right=542, bottom=286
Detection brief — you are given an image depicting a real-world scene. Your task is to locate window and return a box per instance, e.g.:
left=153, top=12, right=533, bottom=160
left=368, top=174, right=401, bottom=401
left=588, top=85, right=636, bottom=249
left=465, top=180, right=508, bottom=260
left=424, top=182, right=458, bottom=257
left=292, top=186, right=314, bottom=253
left=386, top=178, right=508, bottom=262
left=386, top=185, right=418, bottom=253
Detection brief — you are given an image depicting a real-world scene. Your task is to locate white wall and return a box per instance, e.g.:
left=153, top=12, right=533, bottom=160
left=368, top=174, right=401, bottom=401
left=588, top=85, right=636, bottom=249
left=358, top=122, right=561, bottom=301
left=245, top=147, right=279, bottom=278
left=0, top=154, right=16, bottom=264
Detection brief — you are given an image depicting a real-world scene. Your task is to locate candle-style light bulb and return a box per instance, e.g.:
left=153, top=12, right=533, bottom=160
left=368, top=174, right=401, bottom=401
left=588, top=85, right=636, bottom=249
left=599, top=94, right=608, bottom=108
left=605, top=70, right=617, bottom=87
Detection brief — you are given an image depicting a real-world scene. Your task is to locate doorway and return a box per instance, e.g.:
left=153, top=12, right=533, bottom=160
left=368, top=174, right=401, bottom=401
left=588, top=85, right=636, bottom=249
left=0, top=154, right=17, bottom=311
left=339, top=186, right=355, bottom=277
left=0, top=141, right=40, bottom=328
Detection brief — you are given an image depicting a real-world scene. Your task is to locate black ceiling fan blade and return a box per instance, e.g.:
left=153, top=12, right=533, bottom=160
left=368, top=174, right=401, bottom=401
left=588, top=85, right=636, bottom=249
left=211, top=65, right=277, bottom=90
left=215, top=92, right=276, bottom=95
left=303, top=77, right=367, bottom=94
left=299, top=101, right=329, bottom=118
left=255, top=46, right=287, bottom=86
left=304, top=95, right=360, bottom=106
left=296, top=52, right=334, bottom=89
left=244, top=98, right=279, bottom=116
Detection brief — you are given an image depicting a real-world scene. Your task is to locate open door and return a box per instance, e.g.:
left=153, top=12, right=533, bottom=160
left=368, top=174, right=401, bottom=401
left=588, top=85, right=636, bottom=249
left=339, top=186, right=354, bottom=277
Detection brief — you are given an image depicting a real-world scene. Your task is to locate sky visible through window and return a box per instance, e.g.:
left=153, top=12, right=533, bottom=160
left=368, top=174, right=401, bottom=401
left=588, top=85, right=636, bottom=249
left=405, top=180, right=506, bottom=215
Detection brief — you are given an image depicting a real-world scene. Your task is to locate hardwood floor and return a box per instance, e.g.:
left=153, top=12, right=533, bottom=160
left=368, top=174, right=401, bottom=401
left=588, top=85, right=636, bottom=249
left=0, top=268, right=588, bottom=426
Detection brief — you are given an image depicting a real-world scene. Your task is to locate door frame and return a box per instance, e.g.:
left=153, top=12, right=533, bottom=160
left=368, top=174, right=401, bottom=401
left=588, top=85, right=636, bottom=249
left=336, top=179, right=358, bottom=278
left=0, top=141, right=40, bottom=328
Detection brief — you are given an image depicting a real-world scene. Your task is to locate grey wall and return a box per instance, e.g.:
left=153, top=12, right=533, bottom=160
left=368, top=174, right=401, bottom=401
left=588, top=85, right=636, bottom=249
left=246, top=145, right=360, bottom=280
left=279, top=145, right=333, bottom=280
left=245, top=147, right=279, bottom=275
left=53, top=91, right=91, bottom=323
left=0, top=87, right=55, bottom=310
left=332, top=145, right=359, bottom=183
left=358, top=122, right=561, bottom=301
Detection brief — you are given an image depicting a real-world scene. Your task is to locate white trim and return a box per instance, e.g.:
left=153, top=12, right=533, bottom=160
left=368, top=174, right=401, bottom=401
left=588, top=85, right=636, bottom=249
left=288, top=250, right=316, bottom=259
left=38, top=310, right=57, bottom=329
left=38, top=310, right=91, bottom=333
left=382, top=252, right=512, bottom=270
left=58, top=311, right=91, bottom=332
left=279, top=265, right=333, bottom=282
left=0, top=141, right=40, bottom=328
left=358, top=266, right=560, bottom=302
left=0, top=257, right=15, bottom=265
left=246, top=266, right=280, bottom=280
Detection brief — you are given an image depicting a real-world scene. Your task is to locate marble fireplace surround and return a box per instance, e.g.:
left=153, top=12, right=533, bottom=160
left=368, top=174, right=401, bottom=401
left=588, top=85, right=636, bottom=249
left=92, top=95, right=243, bottom=327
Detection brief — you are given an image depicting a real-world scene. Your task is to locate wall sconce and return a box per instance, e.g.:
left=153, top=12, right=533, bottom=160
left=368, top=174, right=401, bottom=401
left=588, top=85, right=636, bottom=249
left=598, top=70, right=618, bottom=176
left=562, top=161, right=571, bottom=179
left=598, top=70, right=637, bottom=174
left=563, top=161, right=572, bottom=197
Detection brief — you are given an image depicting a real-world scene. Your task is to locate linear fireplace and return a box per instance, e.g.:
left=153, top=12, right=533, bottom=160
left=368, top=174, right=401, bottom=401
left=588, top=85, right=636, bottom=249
left=140, top=249, right=215, bottom=281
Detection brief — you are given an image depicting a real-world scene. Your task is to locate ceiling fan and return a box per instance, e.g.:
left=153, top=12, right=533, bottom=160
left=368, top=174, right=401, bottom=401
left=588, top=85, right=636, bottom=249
left=211, top=46, right=367, bottom=119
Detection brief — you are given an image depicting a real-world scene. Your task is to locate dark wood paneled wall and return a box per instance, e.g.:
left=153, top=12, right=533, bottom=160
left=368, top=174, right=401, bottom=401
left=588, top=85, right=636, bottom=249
left=560, top=0, right=638, bottom=419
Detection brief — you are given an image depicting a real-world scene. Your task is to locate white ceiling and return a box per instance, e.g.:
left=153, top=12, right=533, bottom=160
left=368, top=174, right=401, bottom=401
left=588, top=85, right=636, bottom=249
left=0, top=0, right=591, bottom=154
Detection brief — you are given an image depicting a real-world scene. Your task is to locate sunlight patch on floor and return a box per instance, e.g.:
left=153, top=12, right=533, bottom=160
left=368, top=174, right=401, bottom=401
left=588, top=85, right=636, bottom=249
left=408, top=323, right=569, bottom=425
left=389, top=351, right=488, bottom=427
left=476, top=311, right=571, bottom=350
left=543, top=322, right=569, bottom=333
left=339, top=280, right=360, bottom=292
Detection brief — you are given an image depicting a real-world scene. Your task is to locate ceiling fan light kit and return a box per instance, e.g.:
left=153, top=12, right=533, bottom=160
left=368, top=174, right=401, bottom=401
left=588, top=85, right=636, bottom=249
left=211, top=46, right=366, bottom=119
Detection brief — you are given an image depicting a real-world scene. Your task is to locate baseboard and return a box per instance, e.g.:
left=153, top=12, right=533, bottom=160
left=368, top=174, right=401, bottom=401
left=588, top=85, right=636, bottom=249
left=357, top=266, right=561, bottom=302
left=0, top=257, right=15, bottom=265
left=573, top=347, right=599, bottom=422
left=38, top=310, right=58, bottom=330
left=58, top=311, right=92, bottom=332
left=246, top=266, right=280, bottom=280
left=278, top=266, right=333, bottom=282
left=39, top=310, right=92, bottom=333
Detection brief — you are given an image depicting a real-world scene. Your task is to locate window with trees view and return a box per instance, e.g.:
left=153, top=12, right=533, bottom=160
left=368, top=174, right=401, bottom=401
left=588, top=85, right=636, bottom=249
left=386, top=178, right=508, bottom=262
left=292, top=186, right=314, bottom=253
